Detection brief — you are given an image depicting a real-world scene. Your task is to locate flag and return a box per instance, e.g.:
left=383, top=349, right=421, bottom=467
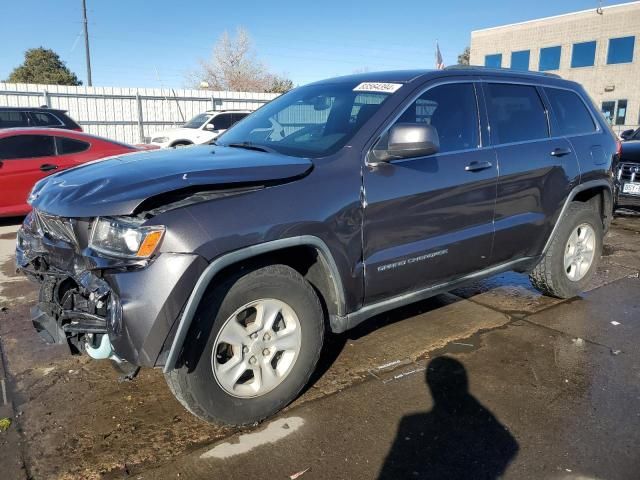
left=435, top=43, right=445, bottom=70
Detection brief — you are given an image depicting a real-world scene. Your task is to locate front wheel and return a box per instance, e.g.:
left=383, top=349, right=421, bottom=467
left=530, top=202, right=603, bottom=298
left=165, top=264, right=324, bottom=425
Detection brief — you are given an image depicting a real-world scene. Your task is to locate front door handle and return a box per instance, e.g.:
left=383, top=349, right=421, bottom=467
left=551, top=147, right=572, bottom=157
left=465, top=160, right=493, bottom=172
left=40, top=163, right=58, bottom=172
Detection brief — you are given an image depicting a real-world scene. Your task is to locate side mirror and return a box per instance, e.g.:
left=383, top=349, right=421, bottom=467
left=620, top=129, right=634, bottom=140
left=373, top=123, right=440, bottom=162
left=204, top=124, right=218, bottom=132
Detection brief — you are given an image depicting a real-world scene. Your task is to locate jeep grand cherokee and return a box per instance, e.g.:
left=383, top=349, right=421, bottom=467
left=16, top=68, right=617, bottom=425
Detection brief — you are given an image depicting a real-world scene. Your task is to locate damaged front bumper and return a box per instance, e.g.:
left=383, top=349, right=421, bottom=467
left=16, top=210, right=207, bottom=368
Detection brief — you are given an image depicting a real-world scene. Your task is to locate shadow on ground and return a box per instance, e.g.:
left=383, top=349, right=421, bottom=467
left=379, top=356, right=519, bottom=480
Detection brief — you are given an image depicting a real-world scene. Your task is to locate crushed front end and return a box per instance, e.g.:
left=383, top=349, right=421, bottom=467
left=16, top=209, right=207, bottom=372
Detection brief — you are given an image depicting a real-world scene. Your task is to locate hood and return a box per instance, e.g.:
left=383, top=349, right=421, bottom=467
left=621, top=141, right=640, bottom=163
left=30, top=145, right=313, bottom=217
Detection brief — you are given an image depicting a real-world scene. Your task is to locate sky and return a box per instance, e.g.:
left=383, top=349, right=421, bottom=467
left=0, top=0, right=634, bottom=89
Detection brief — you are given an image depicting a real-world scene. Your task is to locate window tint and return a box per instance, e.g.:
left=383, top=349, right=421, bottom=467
left=56, top=137, right=90, bottom=154
left=545, top=88, right=596, bottom=136
left=485, top=54, right=502, bottom=68
left=393, top=83, right=479, bottom=153
left=571, top=41, right=597, bottom=68
left=510, top=50, right=530, bottom=71
left=0, top=111, right=29, bottom=128
left=212, top=114, right=233, bottom=130
left=0, top=135, right=55, bottom=159
left=232, top=113, right=249, bottom=124
left=615, top=100, right=627, bottom=126
left=539, top=46, right=561, bottom=71
left=607, top=36, right=635, bottom=64
left=31, top=111, right=64, bottom=127
left=485, top=83, right=548, bottom=144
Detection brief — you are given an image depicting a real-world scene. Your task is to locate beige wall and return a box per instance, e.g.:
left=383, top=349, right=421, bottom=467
left=470, top=2, right=640, bottom=132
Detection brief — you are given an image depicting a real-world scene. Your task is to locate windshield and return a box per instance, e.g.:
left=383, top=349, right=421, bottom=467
left=183, top=113, right=212, bottom=129
left=217, top=82, right=395, bottom=157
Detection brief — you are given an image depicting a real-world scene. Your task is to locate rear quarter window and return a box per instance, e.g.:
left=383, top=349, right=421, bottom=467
left=31, top=111, right=64, bottom=127
left=55, top=137, right=90, bottom=155
left=544, top=88, right=596, bottom=136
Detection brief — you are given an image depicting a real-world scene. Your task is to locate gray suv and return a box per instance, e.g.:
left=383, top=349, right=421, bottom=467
left=16, top=68, right=617, bottom=425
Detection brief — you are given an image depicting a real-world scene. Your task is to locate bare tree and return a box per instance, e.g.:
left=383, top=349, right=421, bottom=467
left=194, top=27, right=293, bottom=93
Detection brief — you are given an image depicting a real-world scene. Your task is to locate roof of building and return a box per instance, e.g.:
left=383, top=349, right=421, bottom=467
left=472, top=0, right=640, bottom=34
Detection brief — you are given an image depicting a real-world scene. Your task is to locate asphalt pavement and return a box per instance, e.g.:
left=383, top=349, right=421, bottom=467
left=0, top=213, right=639, bottom=480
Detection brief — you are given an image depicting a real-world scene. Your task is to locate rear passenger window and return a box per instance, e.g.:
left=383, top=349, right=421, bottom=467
left=394, top=83, right=479, bottom=153
left=544, top=88, right=596, bottom=136
left=31, top=111, right=64, bottom=127
left=0, top=135, right=55, bottom=159
left=56, top=137, right=90, bottom=155
left=0, top=111, right=29, bottom=128
left=485, top=83, right=549, bottom=144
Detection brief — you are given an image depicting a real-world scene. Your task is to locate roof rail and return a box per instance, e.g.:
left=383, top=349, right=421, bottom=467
left=444, top=64, right=561, bottom=79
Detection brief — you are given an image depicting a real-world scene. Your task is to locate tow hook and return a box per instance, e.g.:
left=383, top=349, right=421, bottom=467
left=85, top=333, right=113, bottom=360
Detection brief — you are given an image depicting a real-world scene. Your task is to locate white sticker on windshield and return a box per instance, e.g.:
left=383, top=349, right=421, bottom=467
left=353, top=82, right=402, bottom=93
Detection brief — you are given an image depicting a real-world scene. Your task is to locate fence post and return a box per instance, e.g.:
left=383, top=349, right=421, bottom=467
left=136, top=92, right=145, bottom=143
left=42, top=90, right=51, bottom=107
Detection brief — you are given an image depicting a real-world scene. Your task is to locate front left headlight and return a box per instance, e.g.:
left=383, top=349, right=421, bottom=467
left=89, top=217, right=165, bottom=259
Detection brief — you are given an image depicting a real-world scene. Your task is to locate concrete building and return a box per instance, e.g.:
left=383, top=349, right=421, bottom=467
left=470, top=1, right=640, bottom=133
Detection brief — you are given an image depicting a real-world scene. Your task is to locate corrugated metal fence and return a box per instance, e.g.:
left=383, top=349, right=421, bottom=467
left=0, top=82, right=279, bottom=144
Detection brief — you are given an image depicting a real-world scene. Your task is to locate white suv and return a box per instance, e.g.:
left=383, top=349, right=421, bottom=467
left=149, top=110, right=251, bottom=148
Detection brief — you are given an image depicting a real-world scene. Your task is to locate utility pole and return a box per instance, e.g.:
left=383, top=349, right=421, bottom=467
left=82, top=0, right=92, bottom=86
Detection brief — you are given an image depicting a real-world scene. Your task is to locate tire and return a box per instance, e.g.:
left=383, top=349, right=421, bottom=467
left=171, top=141, right=192, bottom=148
left=165, top=264, right=324, bottom=425
left=530, top=202, right=603, bottom=299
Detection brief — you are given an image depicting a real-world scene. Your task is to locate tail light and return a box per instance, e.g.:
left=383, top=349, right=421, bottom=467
left=616, top=139, right=622, bottom=157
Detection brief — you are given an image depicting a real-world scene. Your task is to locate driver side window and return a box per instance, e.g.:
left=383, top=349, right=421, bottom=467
left=393, top=83, right=480, bottom=154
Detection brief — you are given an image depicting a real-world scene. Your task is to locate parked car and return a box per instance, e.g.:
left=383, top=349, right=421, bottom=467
left=149, top=110, right=251, bottom=148
left=16, top=68, right=617, bottom=426
left=0, top=107, right=82, bottom=131
left=620, top=127, right=640, bottom=141
left=615, top=135, right=640, bottom=209
left=0, top=128, right=157, bottom=217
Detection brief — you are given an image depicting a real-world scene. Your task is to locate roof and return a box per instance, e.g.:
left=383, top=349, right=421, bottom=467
left=472, top=0, right=640, bottom=33
left=0, top=106, right=67, bottom=113
left=307, top=67, right=574, bottom=88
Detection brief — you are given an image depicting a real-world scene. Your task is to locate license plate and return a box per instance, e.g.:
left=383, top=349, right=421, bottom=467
left=623, top=182, right=640, bottom=195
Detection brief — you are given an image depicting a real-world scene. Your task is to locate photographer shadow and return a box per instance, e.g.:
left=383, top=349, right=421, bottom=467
left=379, top=356, right=519, bottom=480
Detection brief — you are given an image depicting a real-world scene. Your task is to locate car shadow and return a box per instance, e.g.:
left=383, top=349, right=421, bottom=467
left=0, top=216, right=25, bottom=227
left=378, top=356, right=519, bottom=480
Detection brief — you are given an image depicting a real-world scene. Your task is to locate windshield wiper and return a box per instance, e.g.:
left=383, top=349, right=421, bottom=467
left=226, top=142, right=274, bottom=153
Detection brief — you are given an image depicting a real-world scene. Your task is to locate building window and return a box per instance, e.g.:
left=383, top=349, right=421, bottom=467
left=571, top=41, right=597, bottom=68
left=539, top=46, right=561, bottom=71
left=510, top=50, right=530, bottom=71
left=485, top=54, right=502, bottom=68
left=607, top=36, right=635, bottom=64
left=601, top=101, right=615, bottom=124
left=616, top=100, right=628, bottom=125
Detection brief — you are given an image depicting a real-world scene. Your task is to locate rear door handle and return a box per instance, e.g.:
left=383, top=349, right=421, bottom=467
left=465, top=160, right=493, bottom=172
left=551, top=147, right=572, bottom=157
left=40, top=163, right=58, bottom=172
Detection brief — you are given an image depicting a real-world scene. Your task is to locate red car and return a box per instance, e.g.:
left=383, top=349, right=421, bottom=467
left=0, top=128, right=157, bottom=217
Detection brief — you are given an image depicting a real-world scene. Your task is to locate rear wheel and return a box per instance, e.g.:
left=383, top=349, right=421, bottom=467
left=530, top=202, right=603, bottom=298
left=165, top=264, right=324, bottom=425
